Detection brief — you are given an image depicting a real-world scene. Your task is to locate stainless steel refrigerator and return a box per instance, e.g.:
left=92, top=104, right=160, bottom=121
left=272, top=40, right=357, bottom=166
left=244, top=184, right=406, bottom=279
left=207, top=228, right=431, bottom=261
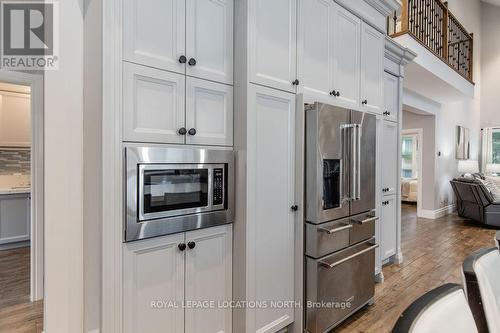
left=304, top=102, right=378, bottom=333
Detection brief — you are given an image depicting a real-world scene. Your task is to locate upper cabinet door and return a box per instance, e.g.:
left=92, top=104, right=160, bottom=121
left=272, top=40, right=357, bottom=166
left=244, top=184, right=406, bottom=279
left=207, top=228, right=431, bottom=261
left=360, top=22, right=384, bottom=114
left=123, top=0, right=186, bottom=74
left=123, top=63, right=186, bottom=144
left=247, top=85, right=295, bottom=333
left=123, top=233, right=186, bottom=333
left=332, top=4, right=361, bottom=109
left=185, top=77, right=233, bottom=146
left=297, top=0, right=334, bottom=98
left=186, top=0, right=234, bottom=84
left=185, top=225, right=232, bottom=333
left=249, top=0, right=297, bottom=93
left=384, top=72, right=399, bottom=123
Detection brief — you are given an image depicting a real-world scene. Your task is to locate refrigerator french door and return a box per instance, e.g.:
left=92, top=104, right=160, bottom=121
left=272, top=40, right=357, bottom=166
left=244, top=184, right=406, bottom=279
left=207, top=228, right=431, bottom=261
left=305, top=103, right=376, bottom=224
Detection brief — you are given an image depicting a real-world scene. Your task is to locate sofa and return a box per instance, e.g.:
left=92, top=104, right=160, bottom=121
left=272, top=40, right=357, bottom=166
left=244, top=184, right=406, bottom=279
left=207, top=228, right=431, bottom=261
left=450, top=177, right=500, bottom=227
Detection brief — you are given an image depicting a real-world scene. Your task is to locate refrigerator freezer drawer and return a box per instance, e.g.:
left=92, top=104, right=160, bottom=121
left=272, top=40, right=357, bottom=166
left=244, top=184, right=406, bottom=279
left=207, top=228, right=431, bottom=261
left=305, top=239, right=377, bottom=333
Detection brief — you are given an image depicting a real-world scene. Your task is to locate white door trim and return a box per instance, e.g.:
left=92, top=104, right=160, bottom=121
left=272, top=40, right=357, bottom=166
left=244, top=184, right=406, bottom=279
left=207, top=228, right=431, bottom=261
left=102, top=0, right=123, bottom=331
left=0, top=70, right=44, bottom=302
left=402, top=128, right=423, bottom=217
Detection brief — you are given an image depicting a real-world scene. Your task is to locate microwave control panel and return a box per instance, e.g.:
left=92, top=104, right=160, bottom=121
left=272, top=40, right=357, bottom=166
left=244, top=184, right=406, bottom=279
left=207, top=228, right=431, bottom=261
left=213, top=168, right=224, bottom=206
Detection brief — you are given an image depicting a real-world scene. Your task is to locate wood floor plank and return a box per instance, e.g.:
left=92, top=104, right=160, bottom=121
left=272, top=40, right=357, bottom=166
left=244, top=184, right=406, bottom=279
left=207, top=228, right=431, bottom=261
left=335, top=204, right=496, bottom=333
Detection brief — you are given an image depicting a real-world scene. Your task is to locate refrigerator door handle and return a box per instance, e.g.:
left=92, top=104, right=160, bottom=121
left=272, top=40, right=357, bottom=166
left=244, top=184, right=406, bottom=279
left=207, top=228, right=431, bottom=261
left=352, top=124, right=362, bottom=201
left=341, top=124, right=352, bottom=202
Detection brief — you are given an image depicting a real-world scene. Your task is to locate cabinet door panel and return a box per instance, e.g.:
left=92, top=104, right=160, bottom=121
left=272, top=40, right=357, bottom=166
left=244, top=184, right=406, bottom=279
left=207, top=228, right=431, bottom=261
left=185, top=77, right=233, bottom=146
left=185, top=225, right=232, bottom=333
left=360, top=22, right=384, bottom=114
left=297, top=0, right=334, bottom=98
left=186, top=0, right=233, bottom=84
left=123, top=63, right=185, bottom=144
left=384, top=72, right=399, bottom=122
left=382, top=121, right=398, bottom=196
left=123, top=233, right=185, bottom=333
left=249, top=0, right=297, bottom=92
left=0, top=195, right=30, bottom=244
left=123, top=0, right=185, bottom=74
left=247, top=85, right=295, bottom=333
left=381, top=196, right=397, bottom=261
left=332, top=4, right=361, bottom=108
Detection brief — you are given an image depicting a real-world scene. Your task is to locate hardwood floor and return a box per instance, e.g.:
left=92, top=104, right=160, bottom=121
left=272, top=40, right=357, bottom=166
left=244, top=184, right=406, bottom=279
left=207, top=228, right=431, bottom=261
left=0, top=247, right=43, bottom=333
left=335, top=203, right=497, bottom=333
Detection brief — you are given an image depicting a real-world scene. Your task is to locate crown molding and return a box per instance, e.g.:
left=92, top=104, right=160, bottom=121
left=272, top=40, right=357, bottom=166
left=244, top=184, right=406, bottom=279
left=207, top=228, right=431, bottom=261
left=385, top=36, right=417, bottom=66
left=364, top=0, right=401, bottom=16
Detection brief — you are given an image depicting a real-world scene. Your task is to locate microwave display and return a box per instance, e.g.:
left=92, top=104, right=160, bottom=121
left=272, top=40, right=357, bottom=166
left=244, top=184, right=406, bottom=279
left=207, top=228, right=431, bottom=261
left=143, top=169, right=209, bottom=214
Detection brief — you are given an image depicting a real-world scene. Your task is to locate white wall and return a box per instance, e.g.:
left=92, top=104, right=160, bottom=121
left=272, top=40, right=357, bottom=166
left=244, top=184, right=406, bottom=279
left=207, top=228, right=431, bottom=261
left=83, top=0, right=102, bottom=331
left=480, top=2, right=500, bottom=128
left=402, top=111, right=436, bottom=211
left=44, top=0, right=84, bottom=332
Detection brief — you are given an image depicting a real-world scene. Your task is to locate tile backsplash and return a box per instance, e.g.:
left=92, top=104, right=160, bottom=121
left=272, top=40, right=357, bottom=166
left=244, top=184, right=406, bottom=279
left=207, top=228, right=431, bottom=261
left=0, top=149, right=30, bottom=175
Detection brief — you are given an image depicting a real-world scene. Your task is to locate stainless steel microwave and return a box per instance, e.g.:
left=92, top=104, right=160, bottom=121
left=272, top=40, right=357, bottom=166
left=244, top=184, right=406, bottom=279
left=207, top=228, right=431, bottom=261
left=125, top=146, right=234, bottom=242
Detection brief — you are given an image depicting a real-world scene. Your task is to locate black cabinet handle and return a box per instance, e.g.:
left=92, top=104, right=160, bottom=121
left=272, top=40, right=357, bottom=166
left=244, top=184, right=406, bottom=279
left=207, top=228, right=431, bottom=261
left=187, top=241, right=196, bottom=249
left=178, top=243, right=187, bottom=251
left=178, top=127, right=187, bottom=135
left=188, top=58, right=197, bottom=66
left=188, top=128, right=197, bottom=136
left=362, top=99, right=368, bottom=105
left=336, top=91, right=340, bottom=97
left=291, top=205, right=298, bottom=212
left=330, top=90, right=336, bottom=96
left=179, top=55, right=187, bottom=64
left=292, top=79, right=299, bottom=86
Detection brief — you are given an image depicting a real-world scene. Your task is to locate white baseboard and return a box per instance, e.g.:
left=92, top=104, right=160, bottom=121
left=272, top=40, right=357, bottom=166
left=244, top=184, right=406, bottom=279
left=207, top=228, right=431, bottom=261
left=418, top=204, right=455, bottom=219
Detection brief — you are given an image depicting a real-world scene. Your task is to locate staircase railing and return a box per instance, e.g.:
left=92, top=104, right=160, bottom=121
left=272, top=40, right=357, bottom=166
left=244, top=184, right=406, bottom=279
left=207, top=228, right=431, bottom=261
left=387, top=0, right=473, bottom=82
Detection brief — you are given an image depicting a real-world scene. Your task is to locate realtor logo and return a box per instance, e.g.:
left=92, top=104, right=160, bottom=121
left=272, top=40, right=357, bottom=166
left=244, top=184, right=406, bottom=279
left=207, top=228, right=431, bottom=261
left=1, top=1, right=59, bottom=70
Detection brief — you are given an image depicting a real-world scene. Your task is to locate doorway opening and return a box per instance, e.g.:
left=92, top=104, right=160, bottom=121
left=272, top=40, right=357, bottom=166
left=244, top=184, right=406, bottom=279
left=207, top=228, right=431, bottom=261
left=401, top=109, right=436, bottom=222
left=0, top=72, right=44, bottom=333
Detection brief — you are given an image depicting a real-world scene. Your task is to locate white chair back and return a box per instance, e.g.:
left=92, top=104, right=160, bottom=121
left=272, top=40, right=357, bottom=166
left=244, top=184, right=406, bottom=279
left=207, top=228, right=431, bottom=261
left=392, top=284, right=477, bottom=333
left=473, top=248, right=500, bottom=333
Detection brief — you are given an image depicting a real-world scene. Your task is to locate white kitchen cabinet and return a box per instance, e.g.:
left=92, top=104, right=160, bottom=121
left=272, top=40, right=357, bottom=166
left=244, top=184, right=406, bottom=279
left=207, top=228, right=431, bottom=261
left=186, top=0, right=233, bottom=84
left=360, top=22, right=384, bottom=114
left=123, top=63, right=233, bottom=146
left=384, top=72, right=399, bottom=123
left=331, top=4, right=361, bottom=108
left=123, top=0, right=186, bottom=74
left=381, top=120, right=398, bottom=196
left=123, top=62, right=185, bottom=144
left=0, top=92, right=31, bottom=147
left=249, top=0, right=297, bottom=93
left=297, top=0, right=334, bottom=98
left=185, top=225, right=232, bottom=333
left=0, top=193, right=30, bottom=246
left=123, top=225, right=232, bottom=333
left=247, top=84, right=295, bottom=333
left=185, top=77, right=233, bottom=146
left=380, top=195, right=397, bottom=261
left=123, top=232, right=185, bottom=333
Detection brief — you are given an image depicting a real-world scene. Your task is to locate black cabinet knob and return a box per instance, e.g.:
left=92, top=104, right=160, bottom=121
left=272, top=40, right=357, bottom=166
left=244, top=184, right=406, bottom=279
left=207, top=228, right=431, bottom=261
left=178, top=243, right=187, bottom=251
left=330, top=90, right=336, bottom=96
left=188, top=58, right=197, bottom=66
left=178, top=127, right=187, bottom=135
left=362, top=99, right=368, bottom=105
left=188, top=128, right=197, bottom=136
left=187, top=241, right=196, bottom=249
left=291, top=205, right=298, bottom=212
left=336, top=91, right=340, bottom=97
left=179, top=55, right=187, bottom=64
left=292, top=79, right=299, bottom=86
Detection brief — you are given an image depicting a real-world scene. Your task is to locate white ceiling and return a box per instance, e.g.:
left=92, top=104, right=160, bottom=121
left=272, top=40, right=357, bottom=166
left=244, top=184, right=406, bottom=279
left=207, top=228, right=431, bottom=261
left=483, top=0, right=500, bottom=7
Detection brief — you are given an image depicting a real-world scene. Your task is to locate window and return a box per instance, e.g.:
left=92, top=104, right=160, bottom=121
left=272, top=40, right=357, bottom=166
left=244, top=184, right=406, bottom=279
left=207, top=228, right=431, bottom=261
left=402, top=134, right=418, bottom=178
left=492, top=130, right=500, bottom=164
